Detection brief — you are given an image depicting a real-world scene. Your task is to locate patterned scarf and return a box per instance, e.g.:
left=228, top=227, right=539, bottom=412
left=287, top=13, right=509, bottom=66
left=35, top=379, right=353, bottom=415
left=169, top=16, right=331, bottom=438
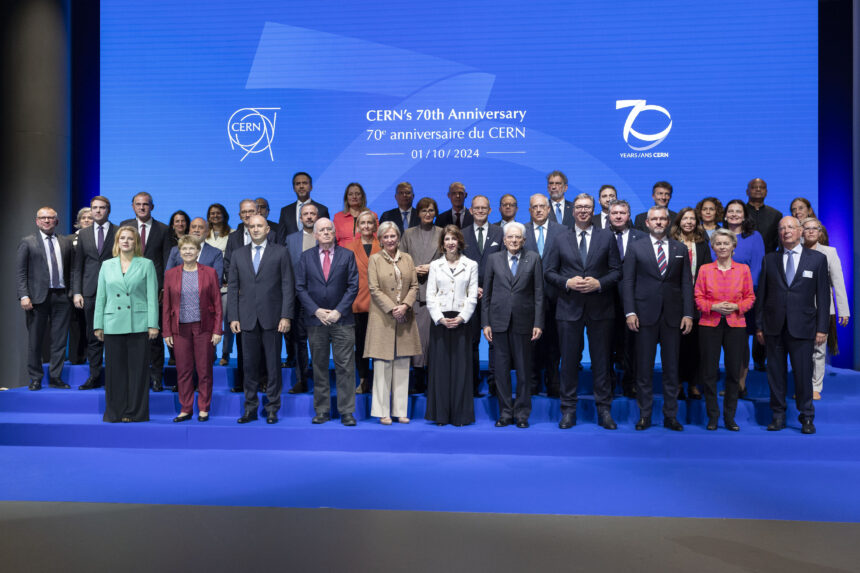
left=380, top=249, right=403, bottom=304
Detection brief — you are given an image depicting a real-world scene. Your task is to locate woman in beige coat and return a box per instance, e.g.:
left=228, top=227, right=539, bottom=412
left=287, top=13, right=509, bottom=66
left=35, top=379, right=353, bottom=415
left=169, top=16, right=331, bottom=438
left=365, top=221, right=421, bottom=424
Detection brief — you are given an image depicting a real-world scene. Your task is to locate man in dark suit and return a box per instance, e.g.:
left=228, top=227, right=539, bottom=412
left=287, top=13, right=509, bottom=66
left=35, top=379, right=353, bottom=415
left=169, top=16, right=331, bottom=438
left=72, top=196, right=116, bottom=390
left=276, top=172, right=330, bottom=242
left=254, top=197, right=281, bottom=235
left=165, top=218, right=223, bottom=279
left=755, top=216, right=829, bottom=434
left=224, top=199, right=277, bottom=392
left=282, top=203, right=319, bottom=393
left=379, top=181, right=420, bottom=234
left=17, top=207, right=73, bottom=390
left=435, top=181, right=473, bottom=228
left=544, top=193, right=622, bottom=429
left=523, top=194, right=568, bottom=396
left=621, top=205, right=693, bottom=431
left=591, top=184, right=617, bottom=230
left=495, top=194, right=519, bottom=229
left=120, top=192, right=172, bottom=391
left=633, top=181, right=677, bottom=232
left=296, top=218, right=360, bottom=426
left=482, top=222, right=544, bottom=428
left=462, top=195, right=504, bottom=396
left=606, top=199, right=645, bottom=397
left=228, top=215, right=294, bottom=424
left=546, top=170, right=575, bottom=229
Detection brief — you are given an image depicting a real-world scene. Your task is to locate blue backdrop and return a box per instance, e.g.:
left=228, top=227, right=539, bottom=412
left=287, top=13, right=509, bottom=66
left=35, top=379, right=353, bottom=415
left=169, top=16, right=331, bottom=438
left=100, top=0, right=818, bottom=224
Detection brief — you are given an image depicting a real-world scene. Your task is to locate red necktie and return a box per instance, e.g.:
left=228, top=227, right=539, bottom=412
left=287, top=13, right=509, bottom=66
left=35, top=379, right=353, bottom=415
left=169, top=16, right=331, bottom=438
left=323, top=249, right=331, bottom=280
left=140, top=224, right=147, bottom=253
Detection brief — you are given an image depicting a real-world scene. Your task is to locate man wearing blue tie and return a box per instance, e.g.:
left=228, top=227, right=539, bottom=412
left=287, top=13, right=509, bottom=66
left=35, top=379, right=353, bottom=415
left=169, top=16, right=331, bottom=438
left=379, top=182, right=420, bottom=234
left=546, top=171, right=575, bottom=229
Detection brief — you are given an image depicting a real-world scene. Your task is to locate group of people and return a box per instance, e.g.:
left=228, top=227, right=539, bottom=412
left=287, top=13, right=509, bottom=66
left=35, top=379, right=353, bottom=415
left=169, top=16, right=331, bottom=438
left=16, top=173, right=849, bottom=433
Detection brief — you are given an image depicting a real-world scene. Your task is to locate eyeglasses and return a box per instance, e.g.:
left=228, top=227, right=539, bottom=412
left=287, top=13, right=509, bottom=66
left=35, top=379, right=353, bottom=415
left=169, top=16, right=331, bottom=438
left=500, top=202, right=517, bottom=208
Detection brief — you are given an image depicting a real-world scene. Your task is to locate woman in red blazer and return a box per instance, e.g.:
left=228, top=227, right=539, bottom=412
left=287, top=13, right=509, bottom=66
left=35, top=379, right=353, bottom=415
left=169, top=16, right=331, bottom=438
left=346, top=210, right=381, bottom=393
left=162, top=235, right=223, bottom=422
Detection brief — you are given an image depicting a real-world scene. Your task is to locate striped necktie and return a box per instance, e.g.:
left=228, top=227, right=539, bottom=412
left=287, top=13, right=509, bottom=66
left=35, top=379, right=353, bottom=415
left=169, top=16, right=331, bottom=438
left=656, top=240, right=667, bottom=276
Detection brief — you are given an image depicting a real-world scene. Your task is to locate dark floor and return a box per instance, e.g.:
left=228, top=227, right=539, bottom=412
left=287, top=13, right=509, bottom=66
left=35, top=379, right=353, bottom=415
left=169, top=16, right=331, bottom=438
left=0, top=501, right=857, bottom=573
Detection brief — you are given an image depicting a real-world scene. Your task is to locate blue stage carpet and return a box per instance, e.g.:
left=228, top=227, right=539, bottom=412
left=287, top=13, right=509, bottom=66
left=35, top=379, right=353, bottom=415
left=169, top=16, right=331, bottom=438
left=2, top=363, right=859, bottom=522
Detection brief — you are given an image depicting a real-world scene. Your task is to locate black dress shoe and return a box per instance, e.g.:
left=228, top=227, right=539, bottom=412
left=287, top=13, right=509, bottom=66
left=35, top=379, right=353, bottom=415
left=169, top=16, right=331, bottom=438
left=230, top=386, right=244, bottom=393
left=800, top=417, right=816, bottom=435
left=151, top=380, right=164, bottom=392
left=724, top=418, right=740, bottom=431
left=495, top=418, right=512, bottom=427
left=288, top=382, right=307, bottom=394
left=738, top=387, right=749, bottom=400
left=171, top=385, right=178, bottom=393
left=635, top=417, right=652, bottom=431
left=312, top=412, right=331, bottom=424
left=237, top=411, right=258, bottom=424
left=558, top=412, right=576, bottom=429
left=766, top=415, right=786, bottom=431
left=341, top=413, right=357, bottom=426
left=266, top=414, right=278, bottom=424
left=197, top=413, right=209, bottom=422
left=49, top=378, right=70, bottom=389
left=28, top=379, right=42, bottom=391
left=663, top=417, right=684, bottom=431
left=677, top=388, right=687, bottom=400
left=173, top=413, right=192, bottom=423
left=597, top=410, right=618, bottom=430
left=706, top=418, right=718, bottom=431
left=281, top=361, right=289, bottom=369
left=78, top=378, right=99, bottom=390
left=515, top=420, right=529, bottom=429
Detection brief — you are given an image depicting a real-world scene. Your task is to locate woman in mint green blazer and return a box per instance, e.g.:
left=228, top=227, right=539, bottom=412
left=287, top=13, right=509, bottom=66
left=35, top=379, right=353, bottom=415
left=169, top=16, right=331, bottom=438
left=94, top=226, right=159, bottom=422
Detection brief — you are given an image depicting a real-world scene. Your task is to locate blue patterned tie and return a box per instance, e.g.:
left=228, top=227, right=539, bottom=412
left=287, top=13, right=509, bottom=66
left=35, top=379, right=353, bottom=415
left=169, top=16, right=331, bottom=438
left=537, top=226, right=545, bottom=257
left=555, top=203, right=562, bottom=222
left=785, top=250, right=795, bottom=284
left=46, top=236, right=60, bottom=288
left=656, top=240, right=667, bottom=276
left=253, top=245, right=262, bottom=274
left=402, top=211, right=409, bottom=230
left=510, top=255, right=518, bottom=276
left=579, top=231, right=588, bottom=263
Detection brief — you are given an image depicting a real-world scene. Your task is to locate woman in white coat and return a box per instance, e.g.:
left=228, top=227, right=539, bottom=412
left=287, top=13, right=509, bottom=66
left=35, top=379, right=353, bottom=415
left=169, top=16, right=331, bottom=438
left=424, top=225, right=479, bottom=426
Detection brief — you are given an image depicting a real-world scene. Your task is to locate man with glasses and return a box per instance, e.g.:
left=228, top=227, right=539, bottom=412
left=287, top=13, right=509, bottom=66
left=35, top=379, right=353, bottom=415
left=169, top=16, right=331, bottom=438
left=496, top=194, right=519, bottom=229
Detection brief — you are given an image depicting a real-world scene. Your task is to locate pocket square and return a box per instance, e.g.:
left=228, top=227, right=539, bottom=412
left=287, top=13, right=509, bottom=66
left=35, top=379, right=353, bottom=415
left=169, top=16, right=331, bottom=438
left=490, top=241, right=499, bottom=246
left=674, top=255, right=683, bottom=258
left=802, top=270, right=813, bottom=278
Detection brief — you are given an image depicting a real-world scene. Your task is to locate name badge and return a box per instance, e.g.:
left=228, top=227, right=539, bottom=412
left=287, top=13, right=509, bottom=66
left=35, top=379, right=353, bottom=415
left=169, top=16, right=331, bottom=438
left=803, top=270, right=813, bottom=278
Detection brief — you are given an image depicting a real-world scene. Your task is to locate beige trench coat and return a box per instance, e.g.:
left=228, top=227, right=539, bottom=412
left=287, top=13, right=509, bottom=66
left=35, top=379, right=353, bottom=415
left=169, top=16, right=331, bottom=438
left=363, top=251, right=422, bottom=361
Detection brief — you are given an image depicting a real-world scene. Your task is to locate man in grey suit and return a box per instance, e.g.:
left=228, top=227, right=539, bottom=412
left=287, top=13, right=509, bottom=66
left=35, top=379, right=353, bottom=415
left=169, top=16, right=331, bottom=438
left=482, top=222, right=543, bottom=427
left=296, top=218, right=359, bottom=426
left=165, top=218, right=223, bottom=279
left=228, top=215, right=294, bottom=424
left=16, top=207, right=73, bottom=390
left=72, top=195, right=116, bottom=389
left=276, top=172, right=330, bottom=242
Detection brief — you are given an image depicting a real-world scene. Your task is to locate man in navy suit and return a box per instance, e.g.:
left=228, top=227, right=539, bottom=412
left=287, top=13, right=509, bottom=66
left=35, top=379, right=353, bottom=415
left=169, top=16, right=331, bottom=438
left=621, top=206, right=693, bottom=431
left=277, top=172, right=330, bottom=242
left=296, top=218, right=360, bottom=426
left=755, top=216, right=829, bottom=434
left=282, top=203, right=319, bottom=394
left=379, top=181, right=420, bottom=234
left=165, top=218, right=223, bottom=279
left=482, top=222, right=544, bottom=427
left=228, top=215, right=294, bottom=424
left=16, top=207, right=73, bottom=390
left=546, top=170, right=575, bottom=229
left=462, top=195, right=504, bottom=396
left=523, top=194, right=568, bottom=396
left=633, top=181, right=677, bottom=232
left=591, top=185, right=617, bottom=230
left=606, top=199, right=645, bottom=397
left=435, top=182, right=473, bottom=229
left=120, top=192, right=172, bottom=391
left=544, top=193, right=622, bottom=429
left=72, top=195, right=116, bottom=389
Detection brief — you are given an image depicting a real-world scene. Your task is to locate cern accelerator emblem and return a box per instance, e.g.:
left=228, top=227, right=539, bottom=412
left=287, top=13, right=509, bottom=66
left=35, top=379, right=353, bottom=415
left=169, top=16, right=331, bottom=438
left=615, top=100, right=672, bottom=156
left=227, top=107, right=280, bottom=161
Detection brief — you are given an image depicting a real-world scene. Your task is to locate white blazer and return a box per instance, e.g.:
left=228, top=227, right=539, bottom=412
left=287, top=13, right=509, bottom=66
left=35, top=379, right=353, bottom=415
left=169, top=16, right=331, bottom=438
left=426, top=256, right=479, bottom=324
left=814, top=243, right=850, bottom=317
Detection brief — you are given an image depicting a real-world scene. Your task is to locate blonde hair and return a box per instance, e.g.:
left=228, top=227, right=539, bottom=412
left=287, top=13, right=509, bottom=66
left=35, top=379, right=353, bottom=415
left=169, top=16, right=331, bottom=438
left=112, top=225, right=143, bottom=257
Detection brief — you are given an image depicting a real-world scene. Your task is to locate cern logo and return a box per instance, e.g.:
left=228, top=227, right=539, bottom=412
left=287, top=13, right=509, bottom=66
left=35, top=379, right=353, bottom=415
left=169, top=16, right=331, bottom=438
left=616, top=100, right=672, bottom=151
left=227, top=107, right=280, bottom=161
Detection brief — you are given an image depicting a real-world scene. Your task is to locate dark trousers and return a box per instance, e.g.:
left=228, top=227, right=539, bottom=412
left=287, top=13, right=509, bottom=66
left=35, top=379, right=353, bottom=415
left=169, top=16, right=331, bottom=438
left=174, top=321, right=215, bottom=414
left=68, top=306, right=87, bottom=363
left=558, top=317, right=613, bottom=414
left=635, top=319, right=681, bottom=418
left=699, top=319, right=746, bottom=420
left=354, top=312, right=371, bottom=383
left=493, top=330, right=532, bottom=421
left=765, top=330, right=815, bottom=418
left=283, top=300, right=310, bottom=386
left=103, top=332, right=150, bottom=422
left=25, top=289, right=71, bottom=381
left=148, top=302, right=165, bottom=385
left=83, top=295, right=106, bottom=380
left=307, top=323, right=356, bottom=416
left=611, top=312, right=637, bottom=393
left=241, top=323, right=282, bottom=415
left=678, top=322, right=701, bottom=386
left=530, top=300, right=560, bottom=393
left=470, top=302, right=495, bottom=393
